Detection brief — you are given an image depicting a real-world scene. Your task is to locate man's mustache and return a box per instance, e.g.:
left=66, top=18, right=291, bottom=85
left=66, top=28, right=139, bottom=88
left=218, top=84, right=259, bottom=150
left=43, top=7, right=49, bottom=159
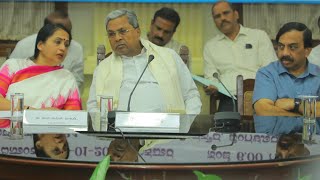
left=220, top=20, right=231, bottom=27
left=154, top=36, right=164, bottom=42
left=280, top=56, right=294, bottom=62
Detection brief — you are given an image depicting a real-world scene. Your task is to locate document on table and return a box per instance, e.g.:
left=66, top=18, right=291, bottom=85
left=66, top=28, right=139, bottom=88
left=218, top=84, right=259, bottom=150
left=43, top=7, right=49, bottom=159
left=192, top=74, right=237, bottom=100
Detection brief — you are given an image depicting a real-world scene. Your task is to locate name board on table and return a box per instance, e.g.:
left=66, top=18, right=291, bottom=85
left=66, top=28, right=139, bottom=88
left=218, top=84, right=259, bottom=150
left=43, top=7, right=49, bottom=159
left=23, top=110, right=88, bottom=133
left=24, top=110, right=87, bottom=125
left=115, top=112, right=180, bottom=133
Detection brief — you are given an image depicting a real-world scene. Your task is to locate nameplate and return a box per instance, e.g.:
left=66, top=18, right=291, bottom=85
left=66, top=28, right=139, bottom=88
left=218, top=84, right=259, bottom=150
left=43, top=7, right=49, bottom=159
left=23, top=110, right=88, bottom=126
left=115, top=112, right=180, bottom=133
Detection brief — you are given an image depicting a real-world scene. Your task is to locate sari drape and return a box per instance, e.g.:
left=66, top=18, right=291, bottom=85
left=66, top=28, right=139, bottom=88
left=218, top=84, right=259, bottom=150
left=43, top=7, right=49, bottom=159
left=0, top=59, right=82, bottom=128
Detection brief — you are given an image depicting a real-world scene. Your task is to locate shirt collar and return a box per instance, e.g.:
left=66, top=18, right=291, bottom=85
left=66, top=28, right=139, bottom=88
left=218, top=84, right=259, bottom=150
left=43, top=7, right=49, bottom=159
left=217, top=24, right=247, bottom=41
left=120, top=45, right=147, bottom=59
left=278, top=60, right=319, bottom=77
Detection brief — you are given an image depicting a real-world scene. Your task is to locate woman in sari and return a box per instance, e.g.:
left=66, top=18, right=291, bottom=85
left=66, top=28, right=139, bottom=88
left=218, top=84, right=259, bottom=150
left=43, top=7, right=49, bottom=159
left=0, top=23, right=82, bottom=128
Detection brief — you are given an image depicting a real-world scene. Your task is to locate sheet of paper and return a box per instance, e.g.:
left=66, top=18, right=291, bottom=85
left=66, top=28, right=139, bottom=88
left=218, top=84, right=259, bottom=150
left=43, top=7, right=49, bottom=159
left=192, top=74, right=237, bottom=100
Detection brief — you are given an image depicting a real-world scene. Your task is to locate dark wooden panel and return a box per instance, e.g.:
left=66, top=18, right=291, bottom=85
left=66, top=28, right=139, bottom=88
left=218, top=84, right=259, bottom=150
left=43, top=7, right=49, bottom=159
left=0, top=40, right=17, bottom=58
left=54, top=2, right=68, bottom=13
left=0, top=155, right=319, bottom=180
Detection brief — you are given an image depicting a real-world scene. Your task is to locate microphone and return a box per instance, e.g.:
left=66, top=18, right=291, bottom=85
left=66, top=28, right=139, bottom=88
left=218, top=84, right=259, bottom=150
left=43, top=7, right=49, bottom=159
left=212, top=73, right=240, bottom=133
left=213, top=73, right=236, bottom=112
left=107, top=54, right=154, bottom=131
left=127, top=54, right=155, bottom=112
left=97, top=45, right=106, bottom=65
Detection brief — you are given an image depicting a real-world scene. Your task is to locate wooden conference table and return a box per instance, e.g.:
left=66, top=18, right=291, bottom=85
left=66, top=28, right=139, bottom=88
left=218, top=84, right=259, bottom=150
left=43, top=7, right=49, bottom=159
left=0, top=114, right=319, bottom=180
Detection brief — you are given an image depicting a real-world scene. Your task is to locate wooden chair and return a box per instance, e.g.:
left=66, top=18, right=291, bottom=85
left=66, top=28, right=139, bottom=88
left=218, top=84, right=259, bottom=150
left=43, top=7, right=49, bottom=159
left=236, top=75, right=255, bottom=132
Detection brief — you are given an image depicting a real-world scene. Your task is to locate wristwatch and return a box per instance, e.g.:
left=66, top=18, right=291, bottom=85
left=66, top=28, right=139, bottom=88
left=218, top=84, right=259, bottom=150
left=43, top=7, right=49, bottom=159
left=293, top=98, right=302, bottom=113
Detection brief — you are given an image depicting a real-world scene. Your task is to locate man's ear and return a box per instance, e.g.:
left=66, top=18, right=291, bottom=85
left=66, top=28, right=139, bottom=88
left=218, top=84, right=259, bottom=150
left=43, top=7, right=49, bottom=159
left=305, top=47, right=312, bottom=58
left=35, top=141, right=42, bottom=149
left=234, top=10, right=240, bottom=21
left=136, top=27, right=141, bottom=36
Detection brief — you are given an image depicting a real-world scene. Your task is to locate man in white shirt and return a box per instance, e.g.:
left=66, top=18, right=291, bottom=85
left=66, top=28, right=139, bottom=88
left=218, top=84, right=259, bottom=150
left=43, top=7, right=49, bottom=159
left=10, top=10, right=84, bottom=89
left=203, top=1, right=276, bottom=111
left=308, top=16, right=320, bottom=66
left=87, top=9, right=201, bottom=118
left=147, top=7, right=191, bottom=70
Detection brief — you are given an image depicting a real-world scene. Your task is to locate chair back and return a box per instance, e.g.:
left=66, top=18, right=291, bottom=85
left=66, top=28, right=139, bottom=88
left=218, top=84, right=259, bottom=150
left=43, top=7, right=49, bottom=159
left=236, top=75, right=255, bottom=132
left=97, top=44, right=112, bottom=65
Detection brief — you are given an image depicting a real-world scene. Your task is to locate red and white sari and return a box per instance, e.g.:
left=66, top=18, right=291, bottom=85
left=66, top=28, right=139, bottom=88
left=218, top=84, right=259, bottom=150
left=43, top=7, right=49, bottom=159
left=0, top=58, right=82, bottom=128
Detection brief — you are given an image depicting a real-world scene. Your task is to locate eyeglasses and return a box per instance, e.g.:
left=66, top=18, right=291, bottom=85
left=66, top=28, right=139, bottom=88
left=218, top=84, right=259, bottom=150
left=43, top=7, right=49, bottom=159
left=107, top=28, right=131, bottom=38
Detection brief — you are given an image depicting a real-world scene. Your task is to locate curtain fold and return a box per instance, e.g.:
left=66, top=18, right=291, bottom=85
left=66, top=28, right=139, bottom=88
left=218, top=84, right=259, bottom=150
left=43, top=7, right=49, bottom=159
left=0, top=2, right=54, bottom=40
left=243, top=3, right=320, bottom=39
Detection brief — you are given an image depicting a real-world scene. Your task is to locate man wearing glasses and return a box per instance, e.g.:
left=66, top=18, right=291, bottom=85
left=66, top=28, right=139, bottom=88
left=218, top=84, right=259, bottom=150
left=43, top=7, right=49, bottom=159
left=87, top=9, right=201, bottom=126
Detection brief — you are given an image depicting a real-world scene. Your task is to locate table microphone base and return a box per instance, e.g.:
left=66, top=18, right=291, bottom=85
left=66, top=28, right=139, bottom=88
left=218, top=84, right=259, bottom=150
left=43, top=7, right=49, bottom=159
left=107, top=111, right=128, bottom=132
left=213, top=112, right=241, bottom=133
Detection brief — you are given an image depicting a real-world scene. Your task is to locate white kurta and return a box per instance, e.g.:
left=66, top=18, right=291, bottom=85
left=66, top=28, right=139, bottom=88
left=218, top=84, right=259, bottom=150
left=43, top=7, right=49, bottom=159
left=87, top=42, right=201, bottom=115
left=309, top=44, right=320, bottom=66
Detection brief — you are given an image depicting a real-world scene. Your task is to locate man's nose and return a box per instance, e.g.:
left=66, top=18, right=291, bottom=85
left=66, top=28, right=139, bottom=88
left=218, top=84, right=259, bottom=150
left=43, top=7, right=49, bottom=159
left=114, top=32, right=123, bottom=41
left=220, top=14, right=227, bottom=21
left=156, top=30, right=164, bottom=37
left=57, top=143, right=65, bottom=153
left=281, top=46, right=291, bottom=56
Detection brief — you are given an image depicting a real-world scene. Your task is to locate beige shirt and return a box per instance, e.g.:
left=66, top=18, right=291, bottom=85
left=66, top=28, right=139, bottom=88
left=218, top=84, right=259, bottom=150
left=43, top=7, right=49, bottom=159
left=203, top=25, right=277, bottom=95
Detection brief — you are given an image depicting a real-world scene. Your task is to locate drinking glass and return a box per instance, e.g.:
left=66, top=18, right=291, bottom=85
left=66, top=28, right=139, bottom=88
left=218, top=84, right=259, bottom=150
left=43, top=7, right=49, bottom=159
left=10, top=93, right=24, bottom=139
left=99, top=95, right=113, bottom=131
left=299, top=95, right=317, bottom=144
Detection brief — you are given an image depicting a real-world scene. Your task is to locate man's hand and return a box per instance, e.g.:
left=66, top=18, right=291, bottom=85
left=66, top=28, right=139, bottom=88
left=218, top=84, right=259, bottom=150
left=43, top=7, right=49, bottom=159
left=204, top=85, right=218, bottom=95
left=275, top=98, right=295, bottom=111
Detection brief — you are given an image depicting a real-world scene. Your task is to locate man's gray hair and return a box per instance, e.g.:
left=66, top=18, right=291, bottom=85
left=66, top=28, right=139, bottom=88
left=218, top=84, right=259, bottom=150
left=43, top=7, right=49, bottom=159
left=105, top=9, right=139, bottom=28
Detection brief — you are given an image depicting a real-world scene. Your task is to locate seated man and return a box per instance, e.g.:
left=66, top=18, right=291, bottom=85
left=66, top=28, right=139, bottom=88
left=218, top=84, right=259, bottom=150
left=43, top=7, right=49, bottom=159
left=147, top=7, right=191, bottom=70
left=10, top=10, right=84, bottom=89
left=87, top=9, right=201, bottom=124
left=253, top=22, right=320, bottom=116
left=203, top=1, right=276, bottom=112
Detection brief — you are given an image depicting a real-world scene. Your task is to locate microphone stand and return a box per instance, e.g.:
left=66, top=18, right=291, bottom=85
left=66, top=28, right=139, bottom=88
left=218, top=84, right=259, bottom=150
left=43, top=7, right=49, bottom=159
left=212, top=73, right=241, bottom=133
left=107, top=55, right=155, bottom=130
left=127, top=54, right=154, bottom=112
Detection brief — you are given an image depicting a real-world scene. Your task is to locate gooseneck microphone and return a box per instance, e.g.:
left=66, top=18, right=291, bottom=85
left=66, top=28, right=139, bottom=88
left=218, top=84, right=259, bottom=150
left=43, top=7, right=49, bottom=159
left=213, top=73, right=237, bottom=112
left=127, top=54, right=155, bottom=112
left=211, top=73, right=240, bottom=135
